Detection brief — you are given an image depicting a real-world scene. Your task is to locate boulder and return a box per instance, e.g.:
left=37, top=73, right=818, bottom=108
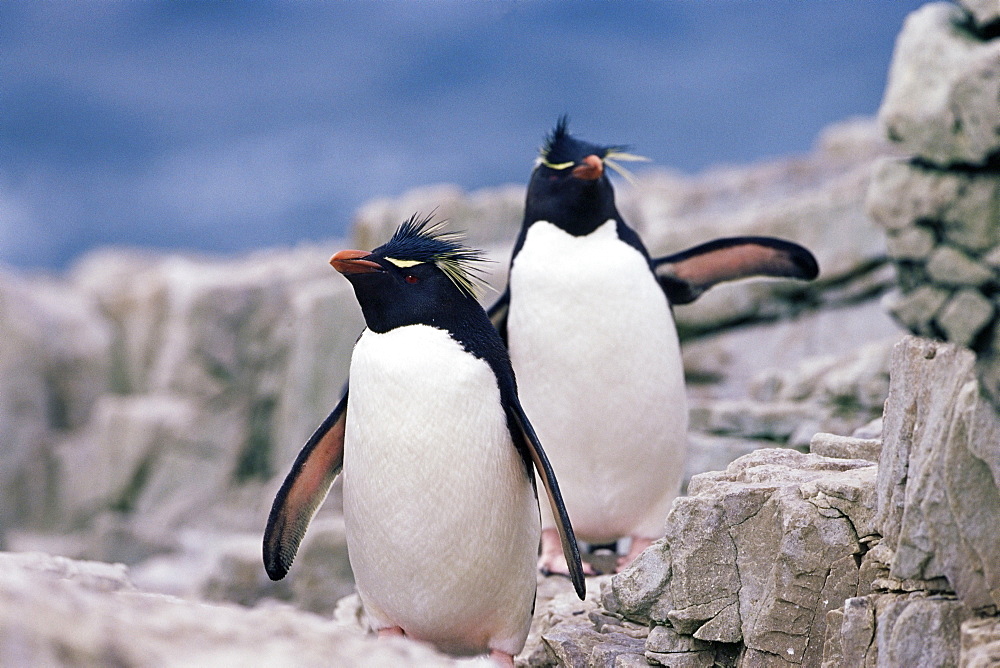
left=879, top=2, right=1000, bottom=167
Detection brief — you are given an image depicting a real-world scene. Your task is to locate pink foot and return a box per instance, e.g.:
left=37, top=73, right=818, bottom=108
left=377, top=626, right=405, bottom=638
left=489, top=649, right=515, bottom=667
left=616, top=536, right=655, bottom=572
left=538, top=528, right=596, bottom=576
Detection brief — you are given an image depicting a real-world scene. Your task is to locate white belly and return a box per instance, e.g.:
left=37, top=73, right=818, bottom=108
left=342, top=325, right=539, bottom=656
left=507, top=220, right=687, bottom=542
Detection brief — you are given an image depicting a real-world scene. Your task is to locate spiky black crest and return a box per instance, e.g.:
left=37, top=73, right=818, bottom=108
left=539, top=116, right=620, bottom=166
left=374, top=214, right=490, bottom=298
left=537, top=117, right=650, bottom=182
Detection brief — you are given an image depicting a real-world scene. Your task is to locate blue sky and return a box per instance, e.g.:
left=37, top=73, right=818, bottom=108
left=1, top=1, right=928, bottom=270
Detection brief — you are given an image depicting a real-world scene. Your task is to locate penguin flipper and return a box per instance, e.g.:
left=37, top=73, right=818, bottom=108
left=507, top=400, right=586, bottom=599
left=263, top=392, right=348, bottom=581
left=653, top=236, right=819, bottom=305
left=487, top=287, right=510, bottom=342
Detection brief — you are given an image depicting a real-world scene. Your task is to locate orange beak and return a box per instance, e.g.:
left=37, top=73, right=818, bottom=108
left=329, top=249, right=383, bottom=274
left=572, top=154, right=603, bottom=180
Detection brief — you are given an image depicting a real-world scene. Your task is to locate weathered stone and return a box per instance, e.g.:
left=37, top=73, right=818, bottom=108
left=880, top=595, right=972, bottom=668
left=0, top=551, right=459, bottom=667
left=809, top=432, right=881, bottom=463
left=0, top=268, right=113, bottom=533
left=877, top=336, right=1000, bottom=612
left=886, top=225, right=936, bottom=260
left=880, top=3, right=1000, bottom=167
left=961, top=0, right=1000, bottom=32
left=926, top=246, right=995, bottom=287
left=646, top=624, right=712, bottom=653
left=838, top=595, right=879, bottom=667
left=961, top=616, right=1000, bottom=667
left=616, top=449, right=876, bottom=667
left=868, top=159, right=1000, bottom=253
left=644, top=649, right=715, bottom=668
left=935, top=288, right=995, bottom=346
left=883, top=286, right=950, bottom=334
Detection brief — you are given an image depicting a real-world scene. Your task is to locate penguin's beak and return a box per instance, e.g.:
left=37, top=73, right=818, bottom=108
left=572, top=154, right=603, bottom=180
left=330, top=250, right=384, bottom=275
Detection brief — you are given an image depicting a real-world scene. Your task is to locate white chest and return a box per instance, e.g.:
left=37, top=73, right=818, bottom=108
left=341, top=325, right=539, bottom=653
left=506, top=220, right=688, bottom=540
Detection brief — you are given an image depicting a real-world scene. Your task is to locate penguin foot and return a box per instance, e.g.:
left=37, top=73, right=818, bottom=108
left=377, top=626, right=405, bottom=638
left=538, top=527, right=597, bottom=577
left=489, top=649, right=515, bottom=667
left=615, top=536, right=655, bottom=572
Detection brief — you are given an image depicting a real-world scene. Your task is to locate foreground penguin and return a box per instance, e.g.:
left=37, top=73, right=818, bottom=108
left=491, top=118, right=818, bottom=574
left=263, top=215, right=585, bottom=666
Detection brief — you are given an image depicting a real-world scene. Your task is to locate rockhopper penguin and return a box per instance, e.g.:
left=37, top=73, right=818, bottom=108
left=490, top=118, right=819, bottom=574
left=263, top=215, right=585, bottom=667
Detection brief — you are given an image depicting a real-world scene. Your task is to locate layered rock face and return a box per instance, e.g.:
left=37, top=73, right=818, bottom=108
left=594, top=336, right=999, bottom=668
left=868, top=1, right=1000, bottom=407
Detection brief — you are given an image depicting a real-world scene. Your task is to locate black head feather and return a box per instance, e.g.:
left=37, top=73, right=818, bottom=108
left=539, top=116, right=626, bottom=168
left=372, top=214, right=489, bottom=298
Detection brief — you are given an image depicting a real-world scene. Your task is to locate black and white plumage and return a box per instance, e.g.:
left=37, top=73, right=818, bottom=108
left=490, top=119, right=818, bottom=573
left=263, top=215, right=584, bottom=664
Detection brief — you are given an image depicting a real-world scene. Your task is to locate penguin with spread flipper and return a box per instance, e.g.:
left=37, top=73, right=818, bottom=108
left=490, top=118, right=818, bottom=574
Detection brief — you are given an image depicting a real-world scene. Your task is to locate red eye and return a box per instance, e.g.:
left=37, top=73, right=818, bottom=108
left=405, top=274, right=419, bottom=284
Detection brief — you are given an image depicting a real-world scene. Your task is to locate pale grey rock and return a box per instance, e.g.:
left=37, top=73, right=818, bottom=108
left=880, top=3, right=1000, bottom=166
left=613, top=449, right=877, bottom=667
left=0, top=268, right=112, bottom=533
left=351, top=183, right=524, bottom=252
left=868, top=159, right=1000, bottom=254
left=880, top=596, right=972, bottom=668
left=926, top=246, right=996, bottom=286
left=882, top=286, right=950, bottom=335
left=809, top=432, right=882, bottom=463
left=827, top=593, right=974, bottom=668
left=961, top=616, right=1000, bottom=667
left=936, top=288, right=995, bottom=346
left=0, top=551, right=459, bottom=668
left=961, top=0, right=1000, bottom=31
left=683, top=300, right=900, bottom=405
left=876, top=336, right=1000, bottom=612
left=688, top=398, right=815, bottom=442
left=885, top=225, right=936, bottom=260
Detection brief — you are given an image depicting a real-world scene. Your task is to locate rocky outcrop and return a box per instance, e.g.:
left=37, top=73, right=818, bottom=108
left=868, top=0, right=1000, bottom=407
left=591, top=335, right=1000, bottom=668
left=607, top=448, right=878, bottom=667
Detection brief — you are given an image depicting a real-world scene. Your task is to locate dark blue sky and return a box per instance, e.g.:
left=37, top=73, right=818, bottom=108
left=1, top=1, right=928, bottom=270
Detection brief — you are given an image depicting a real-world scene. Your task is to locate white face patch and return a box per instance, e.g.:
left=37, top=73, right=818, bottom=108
left=384, top=257, right=423, bottom=268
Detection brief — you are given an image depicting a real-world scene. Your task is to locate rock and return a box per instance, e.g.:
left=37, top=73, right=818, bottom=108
left=611, top=449, right=877, bottom=667
left=825, top=592, right=974, bottom=668
left=879, top=3, right=1000, bottom=167
left=961, top=0, right=1000, bottom=33
left=0, top=551, right=459, bottom=667
left=961, top=616, right=1000, bottom=667
left=809, top=432, right=881, bottom=463
left=936, top=288, right=995, bottom=346
left=926, top=246, right=996, bottom=287
left=0, top=268, right=112, bottom=534
left=876, top=336, right=1000, bottom=613
left=868, top=159, right=1000, bottom=255
left=351, top=183, right=524, bottom=253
